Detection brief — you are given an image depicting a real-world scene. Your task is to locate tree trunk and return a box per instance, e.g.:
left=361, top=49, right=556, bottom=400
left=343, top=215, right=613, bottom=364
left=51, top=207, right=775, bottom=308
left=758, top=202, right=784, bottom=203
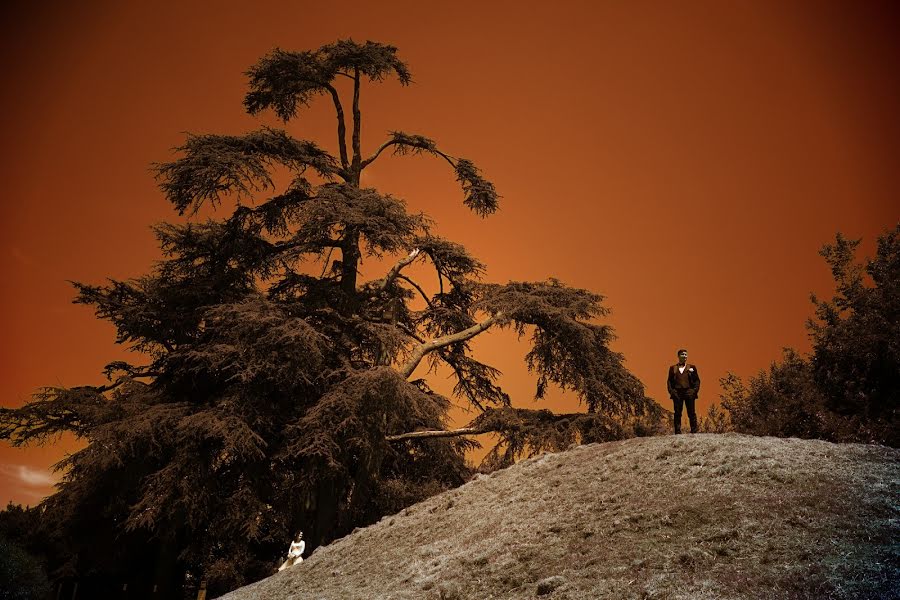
left=339, top=230, right=361, bottom=312
left=351, top=67, right=362, bottom=183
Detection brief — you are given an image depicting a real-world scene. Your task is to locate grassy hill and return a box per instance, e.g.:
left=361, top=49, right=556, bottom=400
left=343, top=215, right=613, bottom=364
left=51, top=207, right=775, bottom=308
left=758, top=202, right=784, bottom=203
left=219, top=433, right=899, bottom=599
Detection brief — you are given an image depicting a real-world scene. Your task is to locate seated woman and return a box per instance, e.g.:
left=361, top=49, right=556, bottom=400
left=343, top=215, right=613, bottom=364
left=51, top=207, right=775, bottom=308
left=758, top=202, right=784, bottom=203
left=277, top=532, right=305, bottom=571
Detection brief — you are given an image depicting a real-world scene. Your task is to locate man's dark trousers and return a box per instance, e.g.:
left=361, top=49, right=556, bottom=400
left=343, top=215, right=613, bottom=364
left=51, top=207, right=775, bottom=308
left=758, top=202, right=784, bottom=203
left=673, top=390, right=698, bottom=434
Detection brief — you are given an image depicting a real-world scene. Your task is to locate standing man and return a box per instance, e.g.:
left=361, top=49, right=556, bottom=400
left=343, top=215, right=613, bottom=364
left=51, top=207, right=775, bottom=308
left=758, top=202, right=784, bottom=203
left=667, top=348, right=700, bottom=434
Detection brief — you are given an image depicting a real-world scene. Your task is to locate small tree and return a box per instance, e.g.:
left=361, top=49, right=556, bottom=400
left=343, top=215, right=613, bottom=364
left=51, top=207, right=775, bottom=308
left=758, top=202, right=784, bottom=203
left=0, top=504, right=53, bottom=600
left=808, top=226, right=899, bottom=436
left=720, top=224, right=899, bottom=446
left=698, top=402, right=731, bottom=434
left=0, top=538, right=53, bottom=600
left=719, top=350, right=829, bottom=439
left=1, top=40, right=662, bottom=595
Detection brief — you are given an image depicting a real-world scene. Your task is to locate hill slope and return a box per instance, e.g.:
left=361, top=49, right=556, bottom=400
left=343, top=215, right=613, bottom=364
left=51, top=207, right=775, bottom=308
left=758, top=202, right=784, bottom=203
left=220, top=434, right=899, bottom=599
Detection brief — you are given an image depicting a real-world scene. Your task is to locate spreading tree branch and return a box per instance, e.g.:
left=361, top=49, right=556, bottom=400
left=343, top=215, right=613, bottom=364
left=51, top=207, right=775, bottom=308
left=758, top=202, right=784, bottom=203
left=360, top=133, right=455, bottom=170
left=398, top=311, right=505, bottom=378
left=359, top=132, right=500, bottom=216
left=154, top=129, right=339, bottom=215
left=386, top=427, right=489, bottom=441
left=271, top=238, right=344, bottom=254
left=397, top=274, right=433, bottom=308
left=372, top=248, right=421, bottom=291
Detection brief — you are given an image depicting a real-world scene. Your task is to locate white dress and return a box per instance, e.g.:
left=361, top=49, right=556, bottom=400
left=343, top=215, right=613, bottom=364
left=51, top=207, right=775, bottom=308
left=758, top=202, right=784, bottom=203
left=278, top=540, right=305, bottom=571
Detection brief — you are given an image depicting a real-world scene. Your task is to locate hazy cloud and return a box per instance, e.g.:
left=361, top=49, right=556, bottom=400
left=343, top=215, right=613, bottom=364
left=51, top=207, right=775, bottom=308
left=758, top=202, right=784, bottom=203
left=0, top=464, right=57, bottom=487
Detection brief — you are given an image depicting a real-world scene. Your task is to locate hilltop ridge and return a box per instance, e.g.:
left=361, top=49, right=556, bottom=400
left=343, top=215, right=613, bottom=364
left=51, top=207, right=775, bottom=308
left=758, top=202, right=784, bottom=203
left=220, top=434, right=899, bottom=599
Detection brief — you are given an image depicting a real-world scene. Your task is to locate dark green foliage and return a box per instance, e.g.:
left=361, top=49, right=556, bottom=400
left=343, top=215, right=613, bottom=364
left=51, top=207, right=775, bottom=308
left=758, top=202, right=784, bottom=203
left=808, top=227, right=900, bottom=430
left=303, top=184, right=430, bottom=257
left=0, top=536, right=52, bottom=600
left=0, top=39, right=659, bottom=596
left=474, top=279, right=651, bottom=415
left=453, top=158, right=500, bottom=217
left=441, top=348, right=509, bottom=410
left=698, top=402, right=731, bottom=433
left=155, top=129, right=339, bottom=215
left=1, top=504, right=66, bottom=599
left=413, top=235, right=487, bottom=282
left=721, top=225, right=899, bottom=446
left=363, top=132, right=500, bottom=216
left=379, top=131, right=441, bottom=157
left=245, top=42, right=411, bottom=122
left=720, top=352, right=834, bottom=440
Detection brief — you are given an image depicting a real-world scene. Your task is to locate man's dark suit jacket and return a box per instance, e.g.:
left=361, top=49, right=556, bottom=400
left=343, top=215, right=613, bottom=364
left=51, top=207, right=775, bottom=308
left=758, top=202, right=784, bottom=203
left=667, top=364, right=701, bottom=400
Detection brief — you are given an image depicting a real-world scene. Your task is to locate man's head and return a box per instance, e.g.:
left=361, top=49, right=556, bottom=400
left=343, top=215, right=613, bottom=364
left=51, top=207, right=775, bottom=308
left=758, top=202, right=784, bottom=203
left=677, top=349, right=688, bottom=364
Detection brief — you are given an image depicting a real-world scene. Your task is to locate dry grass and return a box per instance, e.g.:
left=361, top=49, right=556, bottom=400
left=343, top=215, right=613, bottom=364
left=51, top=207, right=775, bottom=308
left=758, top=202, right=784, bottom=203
left=219, top=434, right=899, bottom=599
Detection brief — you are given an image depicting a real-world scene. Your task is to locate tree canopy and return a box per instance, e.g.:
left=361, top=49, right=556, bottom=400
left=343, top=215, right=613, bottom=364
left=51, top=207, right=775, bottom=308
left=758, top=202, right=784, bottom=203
left=1, top=39, right=662, bottom=596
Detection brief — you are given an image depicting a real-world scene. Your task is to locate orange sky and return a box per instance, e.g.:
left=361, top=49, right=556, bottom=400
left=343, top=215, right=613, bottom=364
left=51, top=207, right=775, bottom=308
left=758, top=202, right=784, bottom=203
left=1, top=0, right=897, bottom=506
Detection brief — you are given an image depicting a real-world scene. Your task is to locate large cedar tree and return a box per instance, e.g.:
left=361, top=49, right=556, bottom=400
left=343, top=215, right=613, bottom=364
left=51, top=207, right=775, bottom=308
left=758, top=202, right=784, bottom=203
left=1, top=40, right=663, bottom=595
